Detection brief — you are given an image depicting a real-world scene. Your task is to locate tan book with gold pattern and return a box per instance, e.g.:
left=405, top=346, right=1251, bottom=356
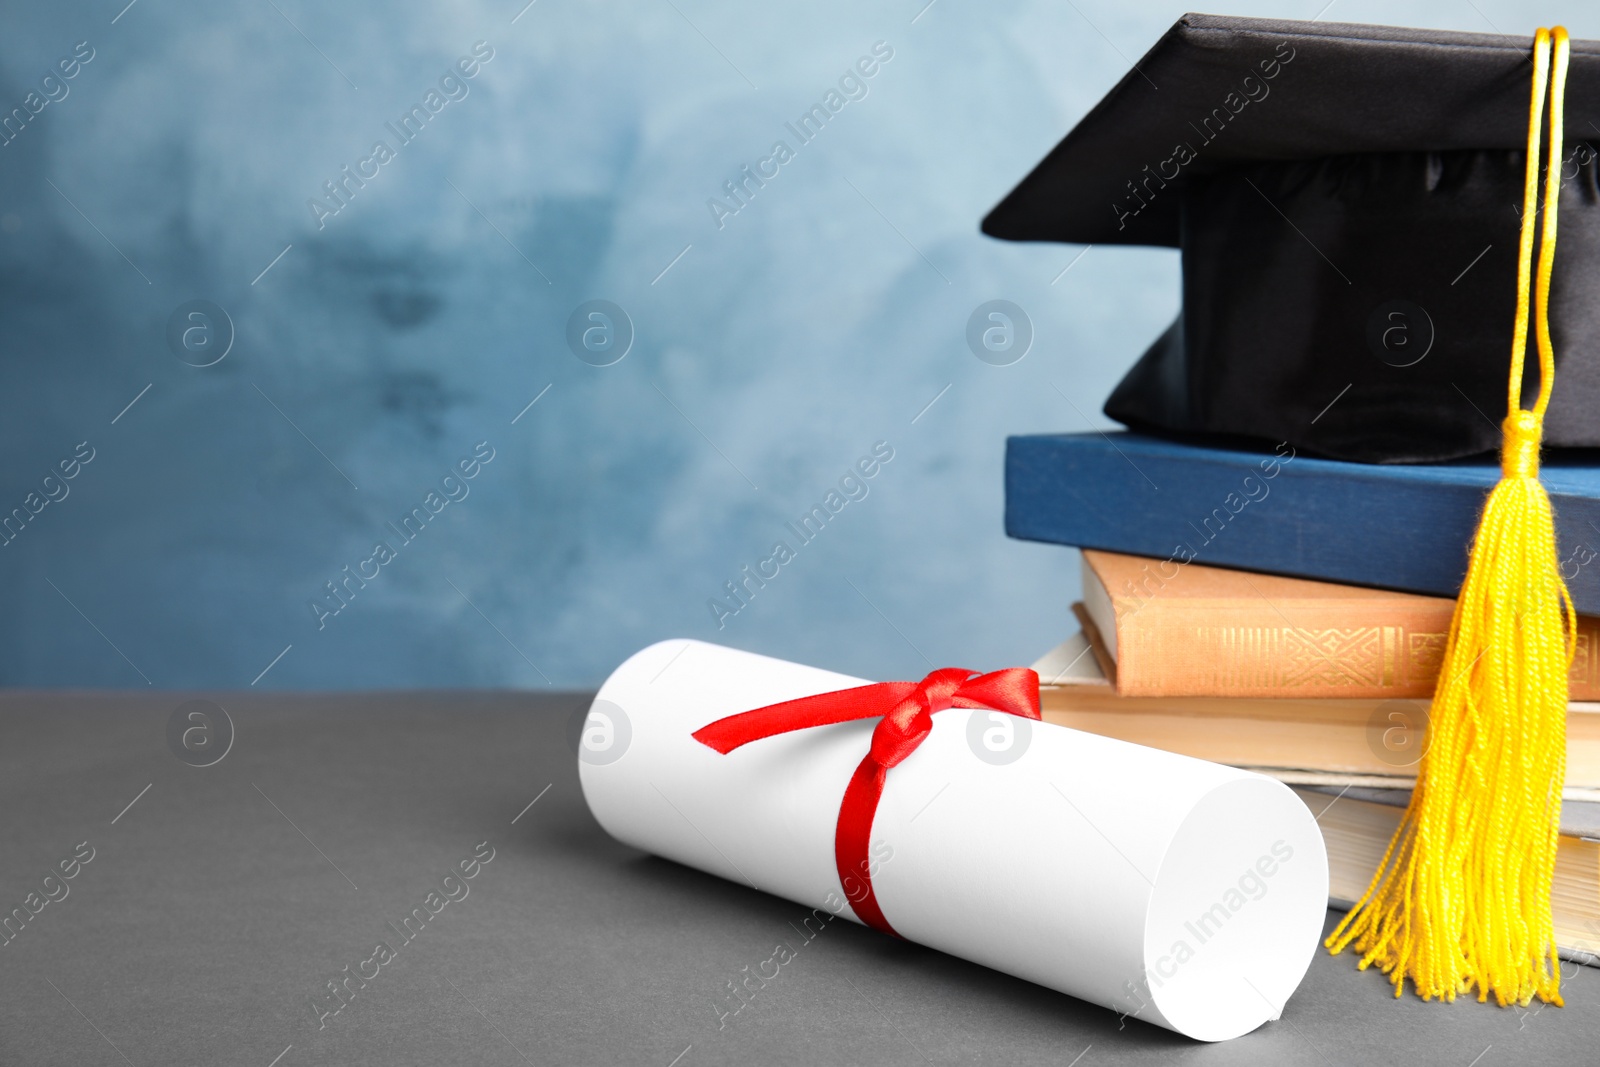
left=1082, top=549, right=1600, bottom=699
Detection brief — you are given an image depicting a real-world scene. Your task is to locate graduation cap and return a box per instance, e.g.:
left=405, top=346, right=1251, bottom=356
left=983, top=14, right=1600, bottom=464
left=990, top=16, right=1586, bottom=1010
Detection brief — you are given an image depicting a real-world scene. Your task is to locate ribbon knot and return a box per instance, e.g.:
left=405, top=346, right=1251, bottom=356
left=693, top=666, right=1040, bottom=936
left=867, top=667, right=969, bottom=768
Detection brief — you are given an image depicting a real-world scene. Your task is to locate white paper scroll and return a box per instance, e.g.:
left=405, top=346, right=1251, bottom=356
left=578, top=639, right=1329, bottom=1041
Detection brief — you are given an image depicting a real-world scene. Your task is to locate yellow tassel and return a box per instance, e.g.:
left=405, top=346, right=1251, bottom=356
left=1325, top=26, right=1577, bottom=1006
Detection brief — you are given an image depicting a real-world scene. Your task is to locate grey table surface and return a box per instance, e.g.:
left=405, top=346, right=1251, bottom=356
left=1, top=690, right=1595, bottom=1067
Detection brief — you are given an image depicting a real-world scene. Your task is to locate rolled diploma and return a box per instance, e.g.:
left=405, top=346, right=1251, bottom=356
left=579, top=639, right=1329, bottom=1041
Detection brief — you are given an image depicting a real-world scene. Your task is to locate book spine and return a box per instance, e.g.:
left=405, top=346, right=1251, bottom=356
left=1109, top=602, right=1600, bottom=699
left=1004, top=432, right=1600, bottom=616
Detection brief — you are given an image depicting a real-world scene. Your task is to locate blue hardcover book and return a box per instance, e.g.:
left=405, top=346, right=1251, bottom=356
left=1005, top=432, right=1600, bottom=615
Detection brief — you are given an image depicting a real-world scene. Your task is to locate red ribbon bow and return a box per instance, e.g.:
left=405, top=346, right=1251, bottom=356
left=691, top=667, right=1040, bottom=937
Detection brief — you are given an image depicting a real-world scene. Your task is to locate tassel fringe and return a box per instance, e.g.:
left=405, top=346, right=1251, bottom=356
left=1325, top=415, right=1574, bottom=1004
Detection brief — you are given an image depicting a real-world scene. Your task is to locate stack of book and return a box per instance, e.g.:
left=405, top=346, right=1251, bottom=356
left=1007, top=431, right=1600, bottom=962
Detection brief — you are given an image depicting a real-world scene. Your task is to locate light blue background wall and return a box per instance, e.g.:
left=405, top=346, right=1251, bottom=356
left=1, top=0, right=1592, bottom=690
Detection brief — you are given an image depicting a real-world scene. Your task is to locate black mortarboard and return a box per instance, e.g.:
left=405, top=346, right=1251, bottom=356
left=982, top=14, right=1600, bottom=463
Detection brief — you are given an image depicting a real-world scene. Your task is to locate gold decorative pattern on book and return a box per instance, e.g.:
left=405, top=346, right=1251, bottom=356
left=1194, top=626, right=1401, bottom=690
left=1408, top=632, right=1447, bottom=679
left=1193, top=625, right=1593, bottom=690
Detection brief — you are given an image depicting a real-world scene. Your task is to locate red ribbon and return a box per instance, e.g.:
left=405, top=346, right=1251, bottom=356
left=691, top=667, right=1040, bottom=937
